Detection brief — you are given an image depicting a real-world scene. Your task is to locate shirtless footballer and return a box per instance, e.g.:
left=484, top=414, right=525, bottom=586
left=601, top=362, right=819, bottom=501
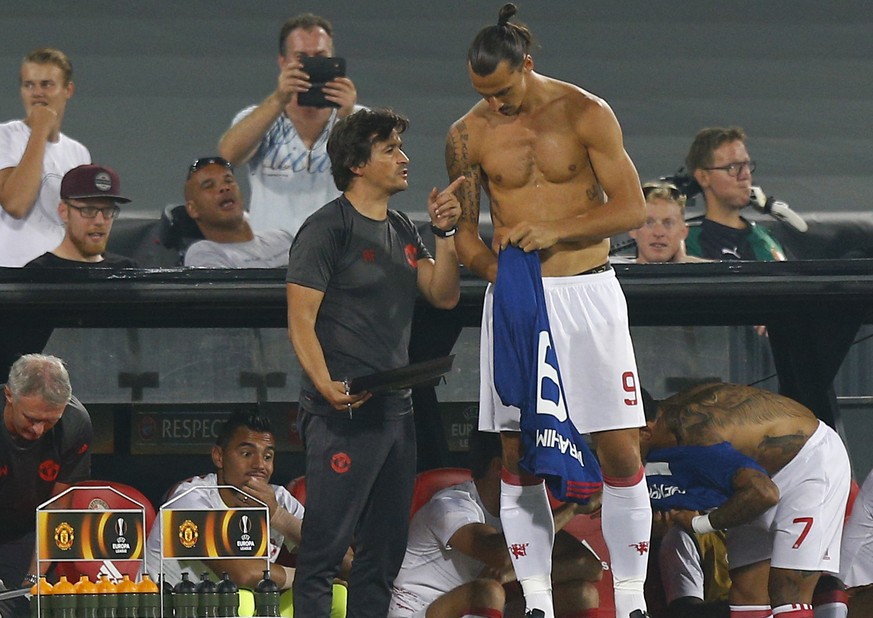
left=647, top=383, right=851, bottom=618
left=445, top=4, right=648, bottom=617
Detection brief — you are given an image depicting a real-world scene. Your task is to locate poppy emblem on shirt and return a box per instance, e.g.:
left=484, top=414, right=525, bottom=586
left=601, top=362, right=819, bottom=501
left=362, top=249, right=376, bottom=263
left=78, top=442, right=90, bottom=456
left=39, top=459, right=60, bottom=482
left=330, top=452, right=351, bottom=474
left=404, top=244, right=418, bottom=269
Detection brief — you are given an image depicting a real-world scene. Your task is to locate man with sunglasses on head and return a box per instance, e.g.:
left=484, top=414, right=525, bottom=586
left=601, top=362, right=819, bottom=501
left=0, top=47, right=91, bottom=268
left=25, top=164, right=138, bottom=268
left=684, top=127, right=785, bottom=261
left=182, top=157, right=293, bottom=268
left=629, top=182, right=708, bottom=264
left=218, top=13, right=363, bottom=236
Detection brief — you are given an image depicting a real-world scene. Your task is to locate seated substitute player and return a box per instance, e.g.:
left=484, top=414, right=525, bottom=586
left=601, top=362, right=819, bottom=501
left=142, top=410, right=351, bottom=609
left=641, top=383, right=851, bottom=618
left=838, top=467, right=873, bottom=617
left=388, top=430, right=603, bottom=618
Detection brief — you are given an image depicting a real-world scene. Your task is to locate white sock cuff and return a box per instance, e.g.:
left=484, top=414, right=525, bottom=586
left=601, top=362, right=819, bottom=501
left=773, top=604, right=812, bottom=615
left=500, top=478, right=545, bottom=497
left=518, top=574, right=551, bottom=595
left=612, top=577, right=645, bottom=593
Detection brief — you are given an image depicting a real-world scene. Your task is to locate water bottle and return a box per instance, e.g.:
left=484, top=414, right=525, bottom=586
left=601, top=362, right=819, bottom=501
left=195, top=572, right=219, bottom=618
left=215, top=572, right=239, bottom=618
left=172, top=572, right=198, bottom=618
left=29, top=575, right=52, bottom=618
left=253, top=570, right=279, bottom=617
left=74, top=575, right=100, bottom=618
left=136, top=574, right=161, bottom=618
left=115, top=574, right=139, bottom=618
left=161, top=576, right=175, bottom=618
left=96, top=575, right=118, bottom=618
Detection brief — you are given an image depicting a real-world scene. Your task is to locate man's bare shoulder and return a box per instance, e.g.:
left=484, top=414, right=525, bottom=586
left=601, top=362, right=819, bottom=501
left=543, top=78, right=609, bottom=112
left=447, top=102, right=491, bottom=164
left=450, top=101, right=491, bottom=133
left=536, top=78, right=618, bottom=142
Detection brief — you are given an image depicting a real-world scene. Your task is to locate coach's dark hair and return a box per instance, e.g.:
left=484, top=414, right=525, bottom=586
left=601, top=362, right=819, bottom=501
left=467, top=3, right=535, bottom=76
left=469, top=430, right=503, bottom=479
left=327, top=108, right=409, bottom=191
left=279, top=13, right=334, bottom=56
left=216, top=409, right=273, bottom=449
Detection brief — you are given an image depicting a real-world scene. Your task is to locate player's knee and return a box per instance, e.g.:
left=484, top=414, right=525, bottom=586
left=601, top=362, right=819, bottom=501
left=469, top=578, right=505, bottom=609
left=769, top=568, right=820, bottom=606
left=580, top=556, right=604, bottom=583
left=553, top=578, right=599, bottom=615
left=580, top=580, right=599, bottom=610
left=594, top=431, right=642, bottom=477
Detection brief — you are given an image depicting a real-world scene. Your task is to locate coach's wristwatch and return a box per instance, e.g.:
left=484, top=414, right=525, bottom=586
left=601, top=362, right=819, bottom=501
left=431, top=224, right=458, bottom=238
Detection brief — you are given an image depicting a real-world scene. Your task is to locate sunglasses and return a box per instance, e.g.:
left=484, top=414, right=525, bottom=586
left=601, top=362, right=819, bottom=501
left=187, top=157, right=233, bottom=179
left=642, top=182, right=683, bottom=201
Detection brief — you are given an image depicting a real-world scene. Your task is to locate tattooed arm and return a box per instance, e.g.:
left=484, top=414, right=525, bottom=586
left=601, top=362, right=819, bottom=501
left=671, top=466, right=779, bottom=532
left=709, top=467, right=779, bottom=529
left=445, top=119, right=499, bottom=283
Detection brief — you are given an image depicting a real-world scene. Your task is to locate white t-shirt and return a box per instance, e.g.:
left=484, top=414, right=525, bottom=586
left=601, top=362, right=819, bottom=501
left=0, top=120, right=90, bottom=267
left=389, top=480, right=501, bottom=617
left=142, top=473, right=305, bottom=587
left=184, top=229, right=293, bottom=268
left=231, top=105, right=363, bottom=235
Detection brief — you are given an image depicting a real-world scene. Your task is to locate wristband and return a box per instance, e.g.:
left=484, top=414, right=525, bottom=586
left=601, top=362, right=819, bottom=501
left=431, top=224, right=457, bottom=238
left=271, top=506, right=295, bottom=533
left=691, top=513, right=717, bottom=535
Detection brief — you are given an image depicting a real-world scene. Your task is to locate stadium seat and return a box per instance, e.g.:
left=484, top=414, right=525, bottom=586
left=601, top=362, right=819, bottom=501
left=287, top=468, right=473, bottom=519
left=410, top=467, right=472, bottom=517
left=55, top=480, right=156, bottom=583
left=287, top=475, right=307, bottom=505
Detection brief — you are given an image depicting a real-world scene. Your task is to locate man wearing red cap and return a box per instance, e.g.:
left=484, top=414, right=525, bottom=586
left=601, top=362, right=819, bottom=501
left=25, top=164, right=138, bottom=268
left=0, top=47, right=90, bottom=267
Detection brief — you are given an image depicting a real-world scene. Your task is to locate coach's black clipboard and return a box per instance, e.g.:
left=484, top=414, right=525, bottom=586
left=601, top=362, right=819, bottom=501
left=347, top=355, right=455, bottom=394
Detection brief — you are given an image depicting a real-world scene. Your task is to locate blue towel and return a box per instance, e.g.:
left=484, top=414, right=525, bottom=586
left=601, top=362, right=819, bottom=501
left=493, top=246, right=602, bottom=503
left=645, top=442, right=767, bottom=511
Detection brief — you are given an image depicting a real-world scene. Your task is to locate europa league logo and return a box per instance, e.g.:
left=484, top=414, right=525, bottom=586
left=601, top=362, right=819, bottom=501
left=239, top=515, right=251, bottom=536
left=115, top=517, right=127, bottom=539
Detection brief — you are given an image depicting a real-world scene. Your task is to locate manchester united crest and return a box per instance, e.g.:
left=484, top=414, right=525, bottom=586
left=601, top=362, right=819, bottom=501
left=178, top=519, right=199, bottom=549
left=54, top=521, right=75, bottom=551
